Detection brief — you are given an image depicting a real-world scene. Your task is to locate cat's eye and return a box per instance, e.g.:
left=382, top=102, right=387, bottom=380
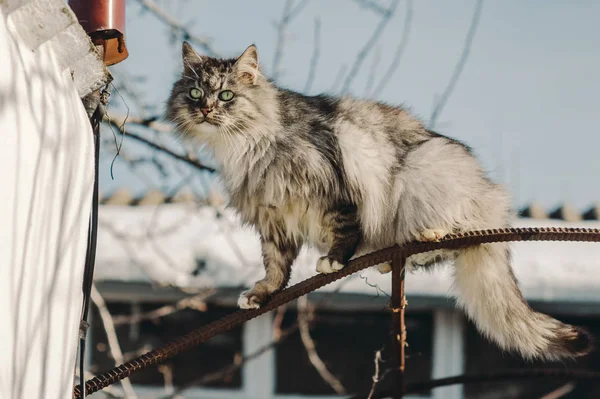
left=218, top=90, right=234, bottom=101
left=189, top=87, right=203, bottom=100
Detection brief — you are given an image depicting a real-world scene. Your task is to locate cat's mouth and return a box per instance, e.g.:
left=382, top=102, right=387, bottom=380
left=199, top=116, right=218, bottom=126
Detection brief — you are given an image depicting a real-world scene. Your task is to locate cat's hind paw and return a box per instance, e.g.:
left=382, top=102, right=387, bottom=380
left=316, top=256, right=345, bottom=274
left=415, top=228, right=449, bottom=242
left=376, top=262, right=392, bottom=274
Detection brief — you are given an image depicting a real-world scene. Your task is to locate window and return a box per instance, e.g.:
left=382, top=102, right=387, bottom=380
left=275, top=309, right=433, bottom=395
left=90, top=302, right=243, bottom=389
left=464, top=314, right=600, bottom=399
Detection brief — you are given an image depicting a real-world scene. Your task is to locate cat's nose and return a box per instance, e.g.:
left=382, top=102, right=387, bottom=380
left=200, top=108, right=212, bottom=117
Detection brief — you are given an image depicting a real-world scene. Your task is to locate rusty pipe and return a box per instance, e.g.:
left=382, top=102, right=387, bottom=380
left=69, top=0, right=129, bottom=65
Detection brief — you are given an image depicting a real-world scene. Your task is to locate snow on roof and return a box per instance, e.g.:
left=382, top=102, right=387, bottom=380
left=95, top=203, right=600, bottom=304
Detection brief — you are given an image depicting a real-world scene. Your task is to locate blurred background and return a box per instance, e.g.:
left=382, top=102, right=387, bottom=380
left=90, top=1, right=600, bottom=398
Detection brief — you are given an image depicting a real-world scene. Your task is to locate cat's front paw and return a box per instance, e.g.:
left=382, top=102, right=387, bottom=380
left=237, top=287, right=268, bottom=309
left=316, top=256, right=345, bottom=274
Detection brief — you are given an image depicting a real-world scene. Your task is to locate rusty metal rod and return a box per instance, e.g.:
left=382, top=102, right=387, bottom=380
left=73, top=227, right=600, bottom=398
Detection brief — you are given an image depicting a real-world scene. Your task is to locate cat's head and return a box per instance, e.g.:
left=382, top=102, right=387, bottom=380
left=166, top=42, right=273, bottom=143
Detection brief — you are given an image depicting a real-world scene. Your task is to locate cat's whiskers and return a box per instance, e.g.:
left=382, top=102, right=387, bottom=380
left=215, top=120, right=233, bottom=150
left=228, top=118, right=266, bottom=154
left=219, top=118, right=254, bottom=163
left=213, top=115, right=239, bottom=155
left=174, top=117, right=194, bottom=135
left=228, top=118, right=261, bottom=140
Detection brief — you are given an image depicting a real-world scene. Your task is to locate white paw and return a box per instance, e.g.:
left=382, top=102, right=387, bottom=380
left=237, top=292, right=261, bottom=309
left=415, top=228, right=449, bottom=242
left=376, top=262, right=392, bottom=274
left=316, top=257, right=345, bottom=274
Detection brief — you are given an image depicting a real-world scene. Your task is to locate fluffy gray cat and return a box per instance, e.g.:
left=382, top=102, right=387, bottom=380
left=166, top=42, right=592, bottom=361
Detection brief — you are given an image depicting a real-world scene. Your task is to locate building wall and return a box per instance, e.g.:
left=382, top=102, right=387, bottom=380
left=0, top=6, right=96, bottom=398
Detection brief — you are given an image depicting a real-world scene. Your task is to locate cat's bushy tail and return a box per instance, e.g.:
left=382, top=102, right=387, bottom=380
left=453, top=242, right=593, bottom=361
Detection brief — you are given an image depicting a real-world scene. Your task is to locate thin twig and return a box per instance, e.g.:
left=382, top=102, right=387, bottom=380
left=272, top=0, right=292, bottom=80
left=404, top=370, right=597, bottom=395
left=353, top=0, right=390, bottom=15
left=90, top=285, right=139, bottom=399
left=304, top=17, right=321, bottom=93
left=135, top=0, right=218, bottom=57
left=429, top=0, right=484, bottom=128
left=103, top=113, right=216, bottom=173
left=329, top=65, right=348, bottom=93
left=272, top=0, right=308, bottom=79
left=158, top=282, right=354, bottom=399
left=298, top=296, right=346, bottom=394
left=110, top=69, right=151, bottom=117
left=367, top=350, right=384, bottom=399
left=340, top=0, right=400, bottom=94
left=157, top=365, right=175, bottom=396
left=539, top=382, right=575, bottom=399
left=370, top=0, right=414, bottom=97
left=112, top=289, right=215, bottom=326
left=157, top=319, right=297, bottom=399
left=272, top=305, right=288, bottom=341
left=364, top=48, right=381, bottom=97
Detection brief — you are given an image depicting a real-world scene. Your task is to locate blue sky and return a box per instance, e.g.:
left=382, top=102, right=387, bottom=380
left=101, top=0, right=600, bottom=209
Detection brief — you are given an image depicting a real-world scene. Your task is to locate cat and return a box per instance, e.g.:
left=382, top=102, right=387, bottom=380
left=165, top=41, right=593, bottom=362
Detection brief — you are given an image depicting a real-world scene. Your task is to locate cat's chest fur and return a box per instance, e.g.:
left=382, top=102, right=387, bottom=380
left=259, top=202, right=328, bottom=248
left=227, top=160, right=333, bottom=249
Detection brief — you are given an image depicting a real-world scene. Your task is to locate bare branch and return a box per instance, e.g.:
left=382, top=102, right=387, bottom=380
left=91, top=285, right=139, bottom=399
left=539, top=382, right=575, bottom=399
left=112, top=289, right=215, bottom=326
left=218, top=216, right=262, bottom=271
left=135, top=0, right=218, bottom=57
left=103, top=112, right=216, bottom=173
left=157, top=320, right=297, bottom=399
left=429, top=0, right=485, bottom=128
left=272, top=305, right=288, bottom=341
left=340, top=0, right=400, bottom=94
left=304, top=17, right=321, bottom=93
left=272, top=0, right=309, bottom=80
left=271, top=0, right=293, bottom=79
left=353, top=0, right=390, bottom=15
left=329, top=64, right=348, bottom=93
left=157, top=365, right=175, bottom=396
left=370, top=0, right=414, bottom=97
left=288, top=0, right=310, bottom=20
left=364, top=48, right=381, bottom=96
left=158, top=281, right=355, bottom=399
left=366, top=350, right=383, bottom=399
left=110, top=69, right=151, bottom=117
left=298, top=296, right=346, bottom=394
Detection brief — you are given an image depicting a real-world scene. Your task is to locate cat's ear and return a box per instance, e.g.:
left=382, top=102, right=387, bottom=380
left=234, top=44, right=260, bottom=85
left=182, top=41, right=204, bottom=65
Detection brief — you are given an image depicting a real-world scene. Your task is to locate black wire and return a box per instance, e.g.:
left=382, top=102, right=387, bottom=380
left=78, top=105, right=101, bottom=399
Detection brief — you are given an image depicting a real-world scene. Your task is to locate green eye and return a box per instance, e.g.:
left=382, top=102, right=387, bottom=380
left=218, top=90, right=234, bottom=101
left=189, top=87, right=203, bottom=100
